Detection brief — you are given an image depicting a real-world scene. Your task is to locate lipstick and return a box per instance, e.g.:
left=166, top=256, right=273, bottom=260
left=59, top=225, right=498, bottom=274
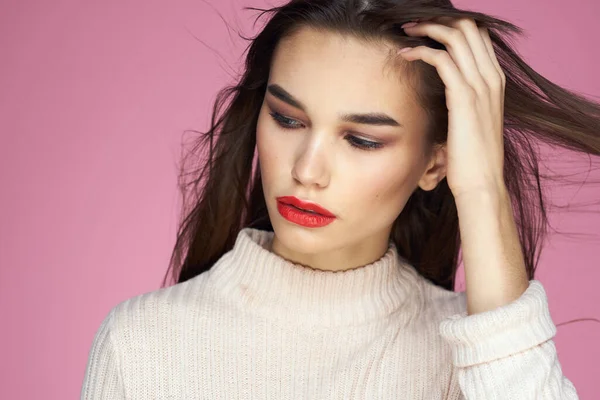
left=276, top=196, right=336, bottom=228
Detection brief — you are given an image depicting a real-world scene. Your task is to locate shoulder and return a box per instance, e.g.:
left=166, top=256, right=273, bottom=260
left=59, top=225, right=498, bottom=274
left=396, top=277, right=466, bottom=396
left=104, top=272, right=215, bottom=339
left=85, top=273, right=222, bottom=391
left=416, top=278, right=468, bottom=323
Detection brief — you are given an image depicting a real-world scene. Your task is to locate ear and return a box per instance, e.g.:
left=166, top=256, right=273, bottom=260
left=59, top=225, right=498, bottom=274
left=417, top=143, right=447, bottom=191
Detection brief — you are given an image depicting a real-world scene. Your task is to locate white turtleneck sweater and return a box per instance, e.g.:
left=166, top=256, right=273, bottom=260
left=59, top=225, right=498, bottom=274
left=81, top=227, right=578, bottom=399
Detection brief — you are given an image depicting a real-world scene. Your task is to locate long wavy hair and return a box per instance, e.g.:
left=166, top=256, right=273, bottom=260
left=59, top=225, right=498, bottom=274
left=161, top=0, right=600, bottom=326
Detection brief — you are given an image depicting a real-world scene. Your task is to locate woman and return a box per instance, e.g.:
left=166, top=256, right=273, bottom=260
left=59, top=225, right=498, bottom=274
left=81, top=0, right=599, bottom=398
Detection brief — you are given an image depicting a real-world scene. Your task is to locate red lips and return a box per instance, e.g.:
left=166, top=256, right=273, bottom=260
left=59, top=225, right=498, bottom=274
left=276, top=196, right=335, bottom=217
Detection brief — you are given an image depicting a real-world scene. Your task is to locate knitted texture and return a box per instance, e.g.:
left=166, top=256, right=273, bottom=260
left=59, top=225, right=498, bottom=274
left=81, top=227, right=578, bottom=399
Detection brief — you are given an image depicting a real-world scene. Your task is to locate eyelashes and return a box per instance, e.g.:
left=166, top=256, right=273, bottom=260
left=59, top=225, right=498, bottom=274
left=268, top=111, right=383, bottom=151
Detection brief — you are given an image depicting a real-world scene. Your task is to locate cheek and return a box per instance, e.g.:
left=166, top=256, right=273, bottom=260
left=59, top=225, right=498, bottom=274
left=350, top=162, right=417, bottom=214
left=256, top=115, right=284, bottom=182
left=362, top=174, right=398, bottom=204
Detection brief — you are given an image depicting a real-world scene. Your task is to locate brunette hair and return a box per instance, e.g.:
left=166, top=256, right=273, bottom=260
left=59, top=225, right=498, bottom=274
left=161, top=0, right=600, bottom=326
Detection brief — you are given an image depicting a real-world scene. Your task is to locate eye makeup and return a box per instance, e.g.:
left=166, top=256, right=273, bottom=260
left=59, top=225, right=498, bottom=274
left=267, top=110, right=385, bottom=151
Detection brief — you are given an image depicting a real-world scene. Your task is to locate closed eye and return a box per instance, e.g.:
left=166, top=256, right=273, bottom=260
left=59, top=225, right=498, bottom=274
left=268, top=111, right=383, bottom=151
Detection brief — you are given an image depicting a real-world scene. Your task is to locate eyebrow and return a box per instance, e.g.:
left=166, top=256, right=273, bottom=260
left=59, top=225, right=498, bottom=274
left=266, top=84, right=402, bottom=128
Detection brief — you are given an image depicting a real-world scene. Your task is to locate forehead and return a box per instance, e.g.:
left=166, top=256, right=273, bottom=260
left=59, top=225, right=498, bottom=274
left=269, top=27, right=415, bottom=113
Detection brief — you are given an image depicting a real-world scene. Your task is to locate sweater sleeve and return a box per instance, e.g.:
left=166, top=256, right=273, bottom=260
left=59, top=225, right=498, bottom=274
left=438, top=280, right=579, bottom=399
left=80, top=307, right=126, bottom=399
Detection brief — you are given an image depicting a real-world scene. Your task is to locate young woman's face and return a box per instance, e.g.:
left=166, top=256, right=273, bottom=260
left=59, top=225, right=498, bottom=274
left=256, top=27, right=446, bottom=271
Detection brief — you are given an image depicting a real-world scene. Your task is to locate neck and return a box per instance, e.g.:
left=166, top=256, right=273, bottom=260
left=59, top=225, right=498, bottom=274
left=205, top=228, right=423, bottom=329
left=269, top=228, right=393, bottom=273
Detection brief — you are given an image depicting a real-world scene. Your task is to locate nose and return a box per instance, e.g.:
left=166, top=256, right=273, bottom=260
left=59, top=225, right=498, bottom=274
left=291, top=134, right=331, bottom=189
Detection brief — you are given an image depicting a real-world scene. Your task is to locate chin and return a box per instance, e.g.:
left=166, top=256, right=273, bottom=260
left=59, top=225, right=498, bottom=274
left=272, top=222, right=329, bottom=251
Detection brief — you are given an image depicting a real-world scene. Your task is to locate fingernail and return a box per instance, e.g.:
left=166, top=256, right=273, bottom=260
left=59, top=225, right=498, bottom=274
left=401, top=22, right=418, bottom=29
left=398, top=47, right=413, bottom=54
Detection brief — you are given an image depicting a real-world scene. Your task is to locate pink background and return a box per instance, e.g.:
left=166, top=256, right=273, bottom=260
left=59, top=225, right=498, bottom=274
left=1, top=0, right=599, bottom=398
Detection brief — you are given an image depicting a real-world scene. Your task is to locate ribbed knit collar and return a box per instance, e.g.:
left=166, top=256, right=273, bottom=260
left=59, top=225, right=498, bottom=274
left=206, top=227, right=422, bottom=328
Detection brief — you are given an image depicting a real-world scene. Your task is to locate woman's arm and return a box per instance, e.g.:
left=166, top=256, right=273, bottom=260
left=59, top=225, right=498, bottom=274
left=437, top=189, right=578, bottom=399
left=455, top=188, right=529, bottom=315
left=80, top=308, right=126, bottom=399
left=400, top=18, right=579, bottom=398
left=439, top=278, right=578, bottom=399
